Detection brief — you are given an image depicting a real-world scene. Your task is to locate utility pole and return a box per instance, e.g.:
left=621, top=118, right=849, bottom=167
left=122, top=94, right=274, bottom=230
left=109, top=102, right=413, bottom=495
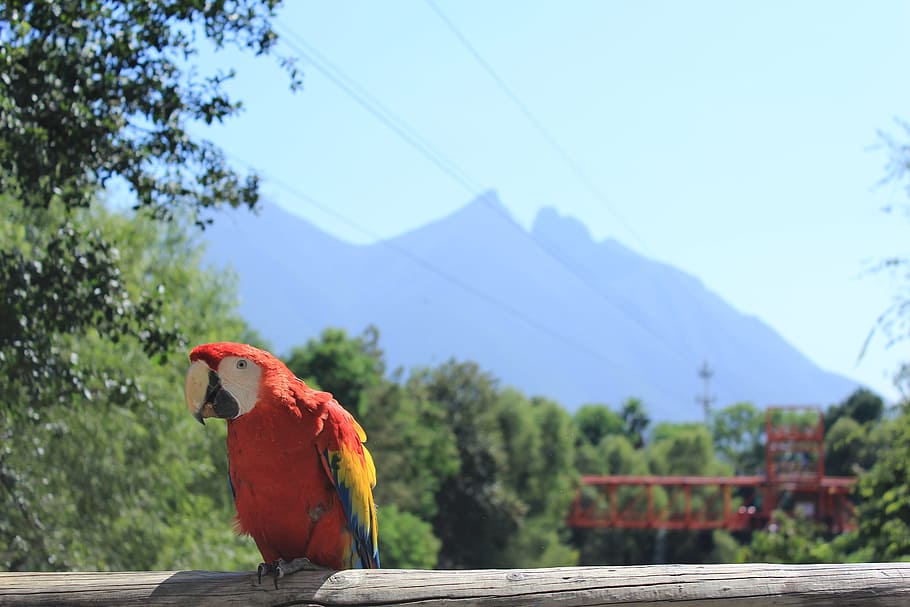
left=696, top=360, right=716, bottom=422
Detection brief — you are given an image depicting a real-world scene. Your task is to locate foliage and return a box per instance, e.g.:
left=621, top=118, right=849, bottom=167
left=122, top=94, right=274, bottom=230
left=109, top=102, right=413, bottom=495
left=711, top=402, right=765, bottom=475
left=739, top=511, right=858, bottom=564
left=0, top=0, right=294, bottom=407
left=0, top=199, right=180, bottom=405
left=646, top=423, right=733, bottom=564
left=825, top=388, right=884, bottom=429
left=571, top=402, right=657, bottom=566
left=0, top=204, right=258, bottom=571
left=833, top=116, right=910, bottom=563
left=825, top=417, right=869, bottom=477
left=0, top=2, right=293, bottom=571
left=864, top=121, right=910, bottom=354
left=573, top=400, right=648, bottom=477
left=595, top=434, right=649, bottom=475
left=570, top=400, right=742, bottom=566
left=402, top=362, right=580, bottom=568
left=620, top=398, right=650, bottom=449
left=376, top=505, right=440, bottom=569
left=823, top=389, right=886, bottom=476
left=363, top=381, right=459, bottom=523
left=0, top=0, right=295, bottom=220
left=410, top=362, right=523, bottom=568
left=574, top=404, right=624, bottom=447
left=649, top=423, right=730, bottom=477
left=285, top=326, right=385, bottom=419
left=854, top=407, right=910, bottom=560
left=709, top=530, right=743, bottom=563
left=734, top=388, right=897, bottom=565
left=283, top=335, right=582, bottom=569
left=573, top=529, right=656, bottom=566
left=495, top=394, right=579, bottom=567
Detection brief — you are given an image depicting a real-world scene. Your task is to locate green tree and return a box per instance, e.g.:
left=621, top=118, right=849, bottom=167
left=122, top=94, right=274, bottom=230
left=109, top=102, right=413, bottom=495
left=570, top=432, right=655, bottom=566
left=740, top=511, right=857, bottom=564
left=843, top=121, right=910, bottom=563
left=573, top=403, right=626, bottom=473
left=408, top=361, right=581, bottom=568
left=285, top=326, right=385, bottom=419
left=365, top=382, right=459, bottom=525
left=410, top=361, right=523, bottom=568
left=854, top=407, right=910, bottom=560
left=823, top=389, right=885, bottom=477
left=824, top=417, right=868, bottom=477
left=649, top=422, right=729, bottom=477
left=1, top=2, right=298, bottom=571
left=1, top=0, right=293, bottom=219
left=825, top=388, right=884, bottom=430
left=0, top=203, right=259, bottom=571
left=574, top=404, right=624, bottom=447
left=711, top=402, right=765, bottom=475
left=620, top=398, right=650, bottom=449
left=0, top=198, right=180, bottom=403
left=494, top=393, right=578, bottom=567
left=0, top=0, right=295, bottom=404
left=377, top=505, right=440, bottom=569
left=646, top=422, right=732, bottom=564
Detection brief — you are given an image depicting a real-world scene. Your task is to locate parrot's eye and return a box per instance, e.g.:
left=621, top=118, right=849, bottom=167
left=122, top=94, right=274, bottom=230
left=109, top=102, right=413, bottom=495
left=236, top=359, right=249, bottom=370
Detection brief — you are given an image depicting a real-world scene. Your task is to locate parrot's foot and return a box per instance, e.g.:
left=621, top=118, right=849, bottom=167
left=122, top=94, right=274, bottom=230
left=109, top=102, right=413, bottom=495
left=257, top=557, right=326, bottom=588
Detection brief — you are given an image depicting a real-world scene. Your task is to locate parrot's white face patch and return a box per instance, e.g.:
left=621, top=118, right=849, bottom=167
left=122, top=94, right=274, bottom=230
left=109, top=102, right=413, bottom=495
left=184, top=359, right=212, bottom=416
left=217, top=356, right=262, bottom=417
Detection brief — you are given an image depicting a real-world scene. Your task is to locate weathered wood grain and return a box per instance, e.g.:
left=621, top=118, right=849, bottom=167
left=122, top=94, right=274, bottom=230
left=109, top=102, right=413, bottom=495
left=1, top=563, right=909, bottom=606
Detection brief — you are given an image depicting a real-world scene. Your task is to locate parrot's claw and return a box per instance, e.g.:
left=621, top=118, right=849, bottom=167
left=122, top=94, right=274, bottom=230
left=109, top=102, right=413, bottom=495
left=257, top=557, right=326, bottom=588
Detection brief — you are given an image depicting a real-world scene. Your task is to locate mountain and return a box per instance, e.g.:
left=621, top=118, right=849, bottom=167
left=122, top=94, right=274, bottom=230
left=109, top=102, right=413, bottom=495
left=202, top=191, right=858, bottom=419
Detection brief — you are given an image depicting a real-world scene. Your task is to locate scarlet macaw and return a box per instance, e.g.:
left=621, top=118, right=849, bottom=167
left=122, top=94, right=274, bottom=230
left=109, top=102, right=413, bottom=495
left=183, top=342, right=379, bottom=580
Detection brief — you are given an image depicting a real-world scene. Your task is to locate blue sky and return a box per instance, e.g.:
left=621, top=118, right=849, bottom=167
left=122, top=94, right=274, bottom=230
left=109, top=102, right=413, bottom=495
left=196, top=1, right=909, bottom=401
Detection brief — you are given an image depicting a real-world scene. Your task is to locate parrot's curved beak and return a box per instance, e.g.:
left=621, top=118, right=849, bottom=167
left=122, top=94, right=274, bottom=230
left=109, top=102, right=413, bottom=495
left=184, top=360, right=240, bottom=425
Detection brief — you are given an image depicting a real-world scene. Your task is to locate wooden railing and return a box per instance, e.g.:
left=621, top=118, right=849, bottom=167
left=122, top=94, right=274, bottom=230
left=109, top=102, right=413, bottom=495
left=2, top=563, right=909, bottom=606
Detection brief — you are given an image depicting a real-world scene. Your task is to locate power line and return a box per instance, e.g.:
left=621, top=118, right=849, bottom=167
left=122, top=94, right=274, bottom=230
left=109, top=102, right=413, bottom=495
left=421, top=3, right=717, bottom=384
left=270, top=20, right=695, bottom=368
left=424, top=0, right=652, bottom=256
left=274, top=26, right=593, bottom=280
left=273, top=27, right=611, bottom=294
left=273, top=24, right=482, bottom=196
left=226, top=153, right=618, bottom=365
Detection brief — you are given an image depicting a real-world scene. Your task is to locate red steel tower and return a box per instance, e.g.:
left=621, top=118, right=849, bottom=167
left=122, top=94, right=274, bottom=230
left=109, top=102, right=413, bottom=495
left=568, top=406, right=855, bottom=532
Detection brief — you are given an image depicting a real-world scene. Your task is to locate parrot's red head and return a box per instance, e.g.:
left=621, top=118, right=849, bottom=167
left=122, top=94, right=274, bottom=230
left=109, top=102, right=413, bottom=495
left=184, top=342, right=290, bottom=425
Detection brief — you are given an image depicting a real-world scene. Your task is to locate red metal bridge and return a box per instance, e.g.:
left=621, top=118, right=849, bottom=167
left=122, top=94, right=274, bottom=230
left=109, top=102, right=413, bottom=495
left=568, top=406, right=856, bottom=532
